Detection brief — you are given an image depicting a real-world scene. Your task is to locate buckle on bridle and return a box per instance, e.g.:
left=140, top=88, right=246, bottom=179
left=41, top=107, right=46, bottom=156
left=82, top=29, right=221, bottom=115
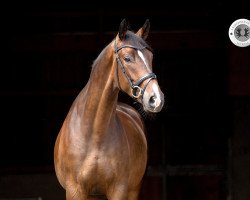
left=132, top=85, right=143, bottom=99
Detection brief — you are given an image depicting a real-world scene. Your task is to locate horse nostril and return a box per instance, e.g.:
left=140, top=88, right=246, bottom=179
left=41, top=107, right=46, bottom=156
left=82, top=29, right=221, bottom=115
left=149, top=96, right=156, bottom=107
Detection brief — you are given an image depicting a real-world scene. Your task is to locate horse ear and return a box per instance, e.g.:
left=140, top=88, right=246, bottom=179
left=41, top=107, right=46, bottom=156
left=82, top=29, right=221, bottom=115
left=136, top=19, right=150, bottom=40
left=118, top=18, right=129, bottom=40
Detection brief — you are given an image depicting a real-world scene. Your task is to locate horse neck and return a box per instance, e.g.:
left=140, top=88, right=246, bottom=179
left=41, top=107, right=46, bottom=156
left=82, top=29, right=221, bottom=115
left=77, top=42, right=119, bottom=131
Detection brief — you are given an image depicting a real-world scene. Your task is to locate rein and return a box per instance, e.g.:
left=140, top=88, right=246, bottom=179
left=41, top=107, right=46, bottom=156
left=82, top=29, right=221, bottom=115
left=114, top=39, right=157, bottom=99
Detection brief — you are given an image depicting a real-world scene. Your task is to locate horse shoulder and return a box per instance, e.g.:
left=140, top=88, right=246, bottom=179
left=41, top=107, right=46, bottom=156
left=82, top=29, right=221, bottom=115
left=116, top=102, right=144, bottom=130
left=116, top=102, right=147, bottom=150
left=116, top=102, right=148, bottom=185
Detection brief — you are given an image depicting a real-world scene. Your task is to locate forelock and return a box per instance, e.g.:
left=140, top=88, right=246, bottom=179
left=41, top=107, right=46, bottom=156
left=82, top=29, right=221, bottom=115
left=124, top=31, right=151, bottom=50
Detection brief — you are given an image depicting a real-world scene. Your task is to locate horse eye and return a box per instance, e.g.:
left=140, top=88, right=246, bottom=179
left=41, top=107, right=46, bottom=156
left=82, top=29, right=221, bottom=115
left=124, top=56, right=131, bottom=62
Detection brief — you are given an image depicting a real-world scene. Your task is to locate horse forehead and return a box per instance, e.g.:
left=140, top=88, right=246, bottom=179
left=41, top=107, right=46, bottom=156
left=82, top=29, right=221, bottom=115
left=125, top=31, right=148, bottom=48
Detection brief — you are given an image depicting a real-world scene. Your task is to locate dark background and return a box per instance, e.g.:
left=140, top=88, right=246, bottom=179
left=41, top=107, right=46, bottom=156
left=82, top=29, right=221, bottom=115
left=0, top=2, right=250, bottom=200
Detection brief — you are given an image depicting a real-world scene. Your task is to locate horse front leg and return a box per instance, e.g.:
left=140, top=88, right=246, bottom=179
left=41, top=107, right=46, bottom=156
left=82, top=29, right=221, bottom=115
left=107, top=183, right=128, bottom=200
left=66, top=185, right=88, bottom=200
left=107, top=187, right=140, bottom=200
left=128, top=189, right=140, bottom=200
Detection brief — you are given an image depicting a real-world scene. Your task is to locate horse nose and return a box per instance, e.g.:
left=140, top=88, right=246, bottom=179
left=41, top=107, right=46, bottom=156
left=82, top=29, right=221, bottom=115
left=148, top=93, right=164, bottom=112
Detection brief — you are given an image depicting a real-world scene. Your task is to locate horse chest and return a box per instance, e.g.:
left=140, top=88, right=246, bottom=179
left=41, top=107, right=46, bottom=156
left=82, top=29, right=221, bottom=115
left=80, top=134, right=129, bottom=170
left=78, top=144, right=129, bottom=190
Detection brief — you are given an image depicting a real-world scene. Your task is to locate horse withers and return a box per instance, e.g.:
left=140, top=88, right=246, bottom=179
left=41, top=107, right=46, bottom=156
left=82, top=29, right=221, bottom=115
left=54, top=19, right=164, bottom=200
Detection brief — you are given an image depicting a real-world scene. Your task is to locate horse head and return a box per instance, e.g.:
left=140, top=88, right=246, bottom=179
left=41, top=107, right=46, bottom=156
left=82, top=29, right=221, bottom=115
left=114, top=18, right=164, bottom=113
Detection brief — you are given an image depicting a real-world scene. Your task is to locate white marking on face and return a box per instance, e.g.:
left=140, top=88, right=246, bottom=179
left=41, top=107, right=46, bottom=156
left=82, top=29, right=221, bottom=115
left=152, top=83, right=161, bottom=100
left=137, top=50, right=150, bottom=70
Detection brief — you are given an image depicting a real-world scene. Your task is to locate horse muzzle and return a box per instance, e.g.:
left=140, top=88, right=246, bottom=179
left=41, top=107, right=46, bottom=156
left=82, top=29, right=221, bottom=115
left=142, top=82, right=164, bottom=113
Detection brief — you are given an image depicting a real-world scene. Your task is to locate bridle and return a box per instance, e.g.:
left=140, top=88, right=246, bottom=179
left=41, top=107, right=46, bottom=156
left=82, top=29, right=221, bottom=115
left=114, top=39, right=157, bottom=99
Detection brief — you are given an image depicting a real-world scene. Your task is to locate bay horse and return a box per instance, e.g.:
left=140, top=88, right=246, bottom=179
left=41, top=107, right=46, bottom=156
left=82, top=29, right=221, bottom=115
left=54, top=19, right=164, bottom=200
